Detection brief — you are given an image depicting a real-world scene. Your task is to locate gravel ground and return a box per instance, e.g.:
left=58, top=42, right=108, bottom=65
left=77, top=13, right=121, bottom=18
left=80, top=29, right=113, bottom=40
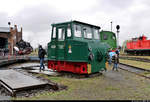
left=2, top=62, right=150, bottom=100
left=13, top=64, right=150, bottom=100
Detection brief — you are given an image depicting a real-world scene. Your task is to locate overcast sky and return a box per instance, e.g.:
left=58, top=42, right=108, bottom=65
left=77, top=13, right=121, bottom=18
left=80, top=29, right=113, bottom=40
left=0, top=0, right=150, bottom=48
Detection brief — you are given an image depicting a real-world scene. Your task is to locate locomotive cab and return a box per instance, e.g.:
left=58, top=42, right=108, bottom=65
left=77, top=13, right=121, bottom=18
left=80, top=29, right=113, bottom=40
left=48, top=21, right=109, bottom=74
left=100, top=31, right=117, bottom=51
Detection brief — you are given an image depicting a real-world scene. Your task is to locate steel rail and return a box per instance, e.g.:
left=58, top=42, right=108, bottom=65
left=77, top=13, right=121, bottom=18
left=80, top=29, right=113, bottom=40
left=119, top=63, right=150, bottom=72
left=119, top=63, right=150, bottom=79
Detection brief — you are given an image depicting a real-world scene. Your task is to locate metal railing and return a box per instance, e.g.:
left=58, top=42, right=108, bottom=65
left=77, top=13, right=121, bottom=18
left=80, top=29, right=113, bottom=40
left=0, top=55, right=29, bottom=61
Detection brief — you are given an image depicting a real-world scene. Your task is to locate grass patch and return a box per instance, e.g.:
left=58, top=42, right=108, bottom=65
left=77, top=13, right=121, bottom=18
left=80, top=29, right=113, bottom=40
left=120, top=59, right=150, bottom=70
left=125, top=77, right=129, bottom=80
left=142, top=72, right=150, bottom=75
left=47, top=76, right=63, bottom=82
left=105, top=86, right=120, bottom=91
left=143, top=86, right=150, bottom=92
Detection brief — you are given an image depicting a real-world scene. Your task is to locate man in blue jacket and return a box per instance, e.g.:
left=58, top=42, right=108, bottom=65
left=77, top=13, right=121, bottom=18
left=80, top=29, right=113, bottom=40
left=108, top=50, right=116, bottom=65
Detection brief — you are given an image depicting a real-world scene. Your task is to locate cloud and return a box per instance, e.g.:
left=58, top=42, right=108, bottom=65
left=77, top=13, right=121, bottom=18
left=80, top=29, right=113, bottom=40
left=0, top=12, right=9, bottom=27
left=100, top=0, right=135, bottom=8
left=10, top=3, right=72, bottom=48
left=1, top=0, right=150, bottom=48
left=13, top=4, right=71, bottom=33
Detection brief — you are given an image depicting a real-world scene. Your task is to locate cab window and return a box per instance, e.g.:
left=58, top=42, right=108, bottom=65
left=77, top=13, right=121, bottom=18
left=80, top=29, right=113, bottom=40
left=58, top=28, right=65, bottom=41
left=67, top=27, right=71, bottom=37
left=83, top=27, right=92, bottom=39
left=103, top=34, right=108, bottom=40
left=93, top=29, right=99, bottom=39
left=112, top=35, right=116, bottom=40
left=52, top=27, right=56, bottom=38
left=74, top=24, right=82, bottom=37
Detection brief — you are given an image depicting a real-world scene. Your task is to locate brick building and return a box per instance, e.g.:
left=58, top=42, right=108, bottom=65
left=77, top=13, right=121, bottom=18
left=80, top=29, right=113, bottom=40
left=0, top=25, right=22, bottom=55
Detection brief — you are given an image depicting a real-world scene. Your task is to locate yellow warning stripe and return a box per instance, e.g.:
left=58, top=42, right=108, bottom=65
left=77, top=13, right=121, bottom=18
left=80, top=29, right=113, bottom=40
left=88, top=64, right=91, bottom=74
left=105, top=62, right=108, bottom=69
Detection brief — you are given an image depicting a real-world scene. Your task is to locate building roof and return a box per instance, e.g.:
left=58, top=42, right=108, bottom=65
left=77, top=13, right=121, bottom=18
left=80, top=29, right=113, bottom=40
left=0, top=27, right=10, bottom=33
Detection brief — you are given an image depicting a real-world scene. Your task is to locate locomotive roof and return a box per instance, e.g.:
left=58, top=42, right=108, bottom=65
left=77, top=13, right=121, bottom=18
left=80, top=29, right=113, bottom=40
left=101, top=30, right=115, bottom=34
left=100, top=30, right=116, bottom=35
left=51, top=20, right=100, bottom=29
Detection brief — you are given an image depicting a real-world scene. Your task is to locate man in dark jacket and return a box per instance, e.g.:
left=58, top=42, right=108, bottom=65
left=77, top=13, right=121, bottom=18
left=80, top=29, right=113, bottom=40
left=115, top=48, right=120, bottom=57
left=38, top=45, right=46, bottom=71
left=112, top=54, right=119, bottom=71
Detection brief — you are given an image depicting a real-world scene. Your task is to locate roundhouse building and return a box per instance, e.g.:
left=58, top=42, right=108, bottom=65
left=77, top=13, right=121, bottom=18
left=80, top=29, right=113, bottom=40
left=0, top=25, right=22, bottom=55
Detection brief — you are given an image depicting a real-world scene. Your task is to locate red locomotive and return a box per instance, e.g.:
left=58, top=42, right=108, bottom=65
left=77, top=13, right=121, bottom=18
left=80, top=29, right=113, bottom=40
left=125, top=35, right=150, bottom=55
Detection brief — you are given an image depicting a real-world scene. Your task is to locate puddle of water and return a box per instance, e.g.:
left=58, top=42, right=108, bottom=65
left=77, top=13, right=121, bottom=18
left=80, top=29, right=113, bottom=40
left=29, top=70, right=60, bottom=76
left=2, top=61, right=60, bottom=77
left=0, top=95, right=11, bottom=100
left=6, top=62, right=40, bottom=69
left=7, top=62, right=60, bottom=76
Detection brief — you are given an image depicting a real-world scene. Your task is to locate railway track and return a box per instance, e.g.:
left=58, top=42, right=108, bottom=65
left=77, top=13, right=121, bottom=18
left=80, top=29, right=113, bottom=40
left=119, top=56, right=150, bottom=63
left=119, top=63, right=150, bottom=79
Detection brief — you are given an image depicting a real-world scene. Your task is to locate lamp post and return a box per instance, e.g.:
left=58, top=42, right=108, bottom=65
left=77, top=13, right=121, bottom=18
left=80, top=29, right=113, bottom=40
left=111, top=21, right=112, bottom=32
left=8, top=22, right=12, bottom=55
left=8, top=22, right=11, bottom=28
left=116, top=25, right=120, bottom=49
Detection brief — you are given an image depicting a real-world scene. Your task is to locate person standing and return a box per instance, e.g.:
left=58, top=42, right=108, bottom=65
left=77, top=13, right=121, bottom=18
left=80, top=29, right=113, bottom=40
left=112, top=54, right=119, bottom=71
left=108, top=49, right=116, bottom=65
left=115, top=48, right=120, bottom=57
left=38, top=45, right=46, bottom=71
left=108, top=50, right=112, bottom=65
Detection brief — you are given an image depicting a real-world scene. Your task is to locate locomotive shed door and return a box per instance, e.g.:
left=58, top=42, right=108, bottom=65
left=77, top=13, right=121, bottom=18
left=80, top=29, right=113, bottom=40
left=56, top=26, right=66, bottom=60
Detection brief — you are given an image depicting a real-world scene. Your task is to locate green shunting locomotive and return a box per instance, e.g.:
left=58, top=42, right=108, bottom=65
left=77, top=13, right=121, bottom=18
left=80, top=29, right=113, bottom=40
left=100, top=31, right=117, bottom=51
left=47, top=20, right=110, bottom=74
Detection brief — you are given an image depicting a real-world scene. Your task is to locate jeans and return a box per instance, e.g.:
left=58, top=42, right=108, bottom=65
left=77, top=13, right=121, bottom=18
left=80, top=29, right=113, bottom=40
left=40, top=58, right=45, bottom=70
left=113, top=63, right=118, bottom=70
left=108, top=58, right=112, bottom=65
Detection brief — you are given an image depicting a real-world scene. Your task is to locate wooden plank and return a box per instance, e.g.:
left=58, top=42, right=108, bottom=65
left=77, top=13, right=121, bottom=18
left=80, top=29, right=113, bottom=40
left=0, top=69, right=47, bottom=90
